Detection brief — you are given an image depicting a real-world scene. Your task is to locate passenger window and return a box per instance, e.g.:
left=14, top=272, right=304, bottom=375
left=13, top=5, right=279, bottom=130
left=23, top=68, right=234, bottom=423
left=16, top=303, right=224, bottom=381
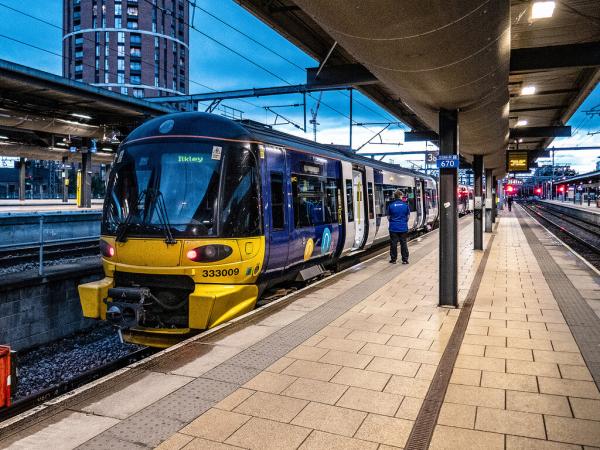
left=345, top=179, right=354, bottom=223
left=270, top=172, right=285, bottom=230
left=367, top=182, right=374, bottom=220
left=375, top=183, right=384, bottom=217
left=292, top=175, right=338, bottom=228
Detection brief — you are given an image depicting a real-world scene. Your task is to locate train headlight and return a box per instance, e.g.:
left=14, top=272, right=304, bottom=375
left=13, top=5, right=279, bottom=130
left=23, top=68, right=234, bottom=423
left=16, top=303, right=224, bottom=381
left=186, top=244, right=233, bottom=262
left=100, top=239, right=115, bottom=258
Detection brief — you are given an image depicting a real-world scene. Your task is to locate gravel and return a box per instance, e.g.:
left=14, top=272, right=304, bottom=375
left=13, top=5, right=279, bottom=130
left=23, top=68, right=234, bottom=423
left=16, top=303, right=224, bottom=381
left=0, top=255, right=100, bottom=275
left=13, top=324, right=141, bottom=399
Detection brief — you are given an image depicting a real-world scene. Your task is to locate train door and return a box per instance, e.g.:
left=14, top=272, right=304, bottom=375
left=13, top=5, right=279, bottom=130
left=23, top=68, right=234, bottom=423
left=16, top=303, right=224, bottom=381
left=352, top=168, right=368, bottom=249
left=263, top=145, right=289, bottom=273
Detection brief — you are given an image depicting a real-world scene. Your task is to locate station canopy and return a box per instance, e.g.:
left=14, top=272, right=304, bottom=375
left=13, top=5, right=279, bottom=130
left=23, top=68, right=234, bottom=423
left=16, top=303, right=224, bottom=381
left=0, top=59, right=173, bottom=162
left=239, top=0, right=600, bottom=175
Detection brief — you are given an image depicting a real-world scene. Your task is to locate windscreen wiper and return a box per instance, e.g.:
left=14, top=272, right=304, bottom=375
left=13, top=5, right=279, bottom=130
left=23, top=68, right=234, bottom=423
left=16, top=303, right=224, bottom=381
left=115, top=190, right=146, bottom=243
left=146, top=188, right=177, bottom=245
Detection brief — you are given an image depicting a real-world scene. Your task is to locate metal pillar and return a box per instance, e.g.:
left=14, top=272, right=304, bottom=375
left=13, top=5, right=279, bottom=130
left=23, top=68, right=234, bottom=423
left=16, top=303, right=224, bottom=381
left=485, top=169, right=493, bottom=232
left=349, top=88, right=353, bottom=150
left=473, top=155, right=483, bottom=250
left=492, top=176, right=497, bottom=223
left=62, top=156, right=69, bottom=203
left=438, top=109, right=459, bottom=308
left=19, top=157, right=26, bottom=201
left=80, top=151, right=92, bottom=208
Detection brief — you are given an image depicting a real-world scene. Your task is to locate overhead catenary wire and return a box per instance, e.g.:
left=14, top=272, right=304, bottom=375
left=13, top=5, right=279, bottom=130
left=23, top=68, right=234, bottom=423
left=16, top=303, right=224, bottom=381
left=140, top=0, right=381, bottom=135
left=191, top=2, right=397, bottom=123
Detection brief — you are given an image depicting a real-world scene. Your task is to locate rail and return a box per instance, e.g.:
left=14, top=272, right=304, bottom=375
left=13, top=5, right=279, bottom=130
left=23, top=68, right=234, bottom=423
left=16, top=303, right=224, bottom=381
left=0, top=214, right=100, bottom=276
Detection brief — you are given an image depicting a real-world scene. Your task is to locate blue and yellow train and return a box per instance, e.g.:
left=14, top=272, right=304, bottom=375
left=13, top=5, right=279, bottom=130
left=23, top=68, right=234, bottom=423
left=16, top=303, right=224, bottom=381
left=79, top=112, right=439, bottom=347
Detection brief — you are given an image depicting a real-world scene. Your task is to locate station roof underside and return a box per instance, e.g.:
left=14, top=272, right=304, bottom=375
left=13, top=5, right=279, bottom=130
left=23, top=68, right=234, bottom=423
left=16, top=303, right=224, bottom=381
left=239, top=0, right=600, bottom=171
left=0, top=59, right=173, bottom=162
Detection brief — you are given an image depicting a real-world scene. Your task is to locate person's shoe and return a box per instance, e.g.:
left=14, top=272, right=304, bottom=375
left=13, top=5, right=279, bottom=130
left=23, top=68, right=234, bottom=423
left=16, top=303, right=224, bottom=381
left=389, top=260, right=397, bottom=264
left=402, top=260, right=409, bottom=265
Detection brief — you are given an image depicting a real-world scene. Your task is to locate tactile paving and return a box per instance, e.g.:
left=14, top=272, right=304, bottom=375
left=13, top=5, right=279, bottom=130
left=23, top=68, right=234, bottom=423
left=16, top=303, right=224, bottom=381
left=201, top=363, right=263, bottom=385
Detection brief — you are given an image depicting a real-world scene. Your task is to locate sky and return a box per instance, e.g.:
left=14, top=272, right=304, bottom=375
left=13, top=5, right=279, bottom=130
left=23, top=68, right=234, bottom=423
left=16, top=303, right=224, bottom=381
left=0, top=0, right=598, bottom=174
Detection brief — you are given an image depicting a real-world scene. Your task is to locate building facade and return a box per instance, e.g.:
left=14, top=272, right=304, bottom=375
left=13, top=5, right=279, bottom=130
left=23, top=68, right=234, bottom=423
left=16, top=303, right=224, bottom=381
left=62, top=0, right=189, bottom=98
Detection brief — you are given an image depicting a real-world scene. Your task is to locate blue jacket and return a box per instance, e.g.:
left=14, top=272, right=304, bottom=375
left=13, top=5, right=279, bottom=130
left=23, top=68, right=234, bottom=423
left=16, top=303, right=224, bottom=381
left=388, top=200, right=410, bottom=233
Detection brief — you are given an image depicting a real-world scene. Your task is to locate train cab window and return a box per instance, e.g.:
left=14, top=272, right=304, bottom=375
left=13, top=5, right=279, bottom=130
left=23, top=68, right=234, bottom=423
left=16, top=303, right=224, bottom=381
left=345, top=179, right=354, bottom=222
left=270, top=172, right=285, bottom=230
left=220, top=148, right=261, bottom=237
left=367, top=182, right=374, bottom=220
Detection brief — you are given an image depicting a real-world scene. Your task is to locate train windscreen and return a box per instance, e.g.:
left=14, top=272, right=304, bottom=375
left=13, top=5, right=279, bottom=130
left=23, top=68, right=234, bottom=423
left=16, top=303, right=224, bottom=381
left=102, top=140, right=260, bottom=238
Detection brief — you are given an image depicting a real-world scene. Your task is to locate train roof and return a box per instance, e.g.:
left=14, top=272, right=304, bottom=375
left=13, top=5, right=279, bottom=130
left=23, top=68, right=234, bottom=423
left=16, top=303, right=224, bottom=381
left=124, top=112, right=435, bottom=182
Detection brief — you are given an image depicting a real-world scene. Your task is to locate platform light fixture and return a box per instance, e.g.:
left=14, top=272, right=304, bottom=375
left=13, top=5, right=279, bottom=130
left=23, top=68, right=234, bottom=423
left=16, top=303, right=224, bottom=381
left=531, top=1, right=555, bottom=20
left=71, top=113, right=92, bottom=120
left=521, top=85, right=536, bottom=95
left=0, top=135, right=8, bottom=140
left=516, top=119, right=528, bottom=127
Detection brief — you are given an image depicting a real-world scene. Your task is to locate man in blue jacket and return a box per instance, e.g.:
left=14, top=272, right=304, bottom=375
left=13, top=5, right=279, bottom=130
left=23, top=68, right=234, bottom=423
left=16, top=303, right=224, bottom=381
left=388, top=189, right=410, bottom=264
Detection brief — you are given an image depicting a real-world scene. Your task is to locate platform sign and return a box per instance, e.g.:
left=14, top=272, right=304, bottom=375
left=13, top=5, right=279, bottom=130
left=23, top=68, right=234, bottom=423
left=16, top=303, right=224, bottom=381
left=0, top=157, right=18, bottom=169
left=507, top=151, right=529, bottom=173
left=436, top=154, right=459, bottom=169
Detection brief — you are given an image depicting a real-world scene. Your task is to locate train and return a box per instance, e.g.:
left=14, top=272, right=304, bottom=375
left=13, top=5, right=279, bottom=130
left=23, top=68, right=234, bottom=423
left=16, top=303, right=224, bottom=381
left=78, top=112, right=441, bottom=347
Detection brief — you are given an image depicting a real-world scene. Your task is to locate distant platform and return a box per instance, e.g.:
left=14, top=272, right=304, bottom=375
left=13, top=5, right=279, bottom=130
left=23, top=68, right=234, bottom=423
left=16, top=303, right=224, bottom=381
left=542, top=199, right=600, bottom=215
left=0, top=199, right=103, bottom=213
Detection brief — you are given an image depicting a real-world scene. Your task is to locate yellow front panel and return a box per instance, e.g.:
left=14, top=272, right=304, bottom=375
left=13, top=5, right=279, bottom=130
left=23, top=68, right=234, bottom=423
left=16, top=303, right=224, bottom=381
left=114, top=239, right=182, bottom=266
left=101, top=236, right=266, bottom=285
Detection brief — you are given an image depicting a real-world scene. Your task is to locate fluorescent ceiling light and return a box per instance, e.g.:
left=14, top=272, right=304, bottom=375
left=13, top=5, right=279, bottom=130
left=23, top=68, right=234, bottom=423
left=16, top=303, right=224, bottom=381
left=71, top=113, right=92, bottom=120
left=521, top=85, right=536, bottom=95
left=518, top=138, right=524, bottom=143
left=531, top=1, right=555, bottom=19
left=516, top=120, right=528, bottom=127
left=0, top=135, right=8, bottom=140
left=55, top=142, right=67, bottom=147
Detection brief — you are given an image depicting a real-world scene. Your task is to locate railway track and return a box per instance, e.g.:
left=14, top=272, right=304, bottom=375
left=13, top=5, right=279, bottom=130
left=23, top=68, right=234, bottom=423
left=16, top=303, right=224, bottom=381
left=0, top=238, right=100, bottom=268
left=0, top=346, right=156, bottom=422
left=520, top=201, right=600, bottom=270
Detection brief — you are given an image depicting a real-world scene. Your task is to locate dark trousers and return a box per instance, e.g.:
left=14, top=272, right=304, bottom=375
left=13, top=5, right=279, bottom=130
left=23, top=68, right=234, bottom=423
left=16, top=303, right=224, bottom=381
left=390, top=231, right=409, bottom=262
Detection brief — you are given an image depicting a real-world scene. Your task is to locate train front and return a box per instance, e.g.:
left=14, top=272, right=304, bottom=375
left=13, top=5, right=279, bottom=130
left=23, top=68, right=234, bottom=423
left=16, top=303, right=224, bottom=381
left=78, top=113, right=264, bottom=347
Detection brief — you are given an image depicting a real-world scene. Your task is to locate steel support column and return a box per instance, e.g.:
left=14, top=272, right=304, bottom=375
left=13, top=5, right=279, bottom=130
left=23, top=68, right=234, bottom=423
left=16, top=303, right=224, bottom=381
left=473, top=155, right=483, bottom=250
left=438, top=109, right=459, bottom=308
left=18, top=157, right=25, bottom=201
left=80, top=151, right=92, bottom=208
left=485, top=169, right=493, bottom=232
left=62, top=156, right=69, bottom=203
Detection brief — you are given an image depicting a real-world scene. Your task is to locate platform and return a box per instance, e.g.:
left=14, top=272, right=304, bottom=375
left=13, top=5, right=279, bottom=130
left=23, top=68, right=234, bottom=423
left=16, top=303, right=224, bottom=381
left=1, top=206, right=599, bottom=450
left=0, top=199, right=103, bottom=213
left=542, top=199, right=600, bottom=214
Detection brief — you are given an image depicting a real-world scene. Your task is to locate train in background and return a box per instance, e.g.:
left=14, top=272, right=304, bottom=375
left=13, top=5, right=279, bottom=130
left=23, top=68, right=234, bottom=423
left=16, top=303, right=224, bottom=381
left=78, top=112, right=441, bottom=347
left=458, top=185, right=475, bottom=215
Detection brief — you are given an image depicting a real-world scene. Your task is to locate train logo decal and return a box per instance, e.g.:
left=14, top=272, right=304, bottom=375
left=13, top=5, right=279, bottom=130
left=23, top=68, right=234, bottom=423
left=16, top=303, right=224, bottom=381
left=158, top=119, right=174, bottom=134
left=303, top=238, right=314, bottom=261
left=321, top=228, right=332, bottom=255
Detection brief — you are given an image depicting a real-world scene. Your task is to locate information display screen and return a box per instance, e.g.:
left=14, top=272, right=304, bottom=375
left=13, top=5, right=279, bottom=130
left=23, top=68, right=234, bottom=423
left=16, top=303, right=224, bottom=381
left=507, top=151, right=529, bottom=172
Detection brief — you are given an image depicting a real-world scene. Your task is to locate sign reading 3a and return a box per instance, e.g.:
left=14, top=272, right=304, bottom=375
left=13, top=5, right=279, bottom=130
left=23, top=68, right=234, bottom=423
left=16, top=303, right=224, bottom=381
left=507, top=151, right=530, bottom=173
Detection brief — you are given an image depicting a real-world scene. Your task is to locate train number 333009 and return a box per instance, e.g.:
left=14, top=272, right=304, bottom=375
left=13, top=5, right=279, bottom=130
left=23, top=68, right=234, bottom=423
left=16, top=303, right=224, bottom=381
left=202, top=268, right=240, bottom=277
